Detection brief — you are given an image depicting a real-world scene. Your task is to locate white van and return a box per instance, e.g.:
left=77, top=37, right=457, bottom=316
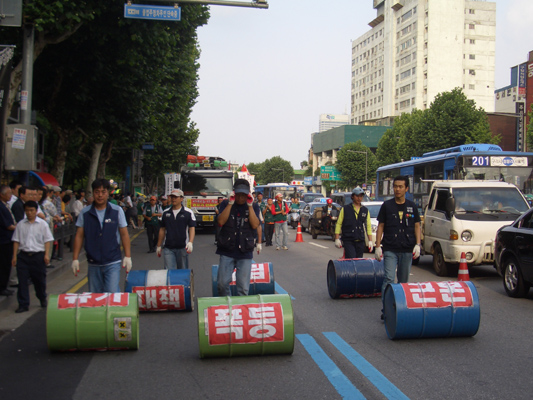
left=423, top=181, right=529, bottom=276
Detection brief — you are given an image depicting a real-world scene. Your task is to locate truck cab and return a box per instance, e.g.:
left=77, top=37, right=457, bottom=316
left=179, top=156, right=234, bottom=228
left=423, top=181, right=530, bottom=276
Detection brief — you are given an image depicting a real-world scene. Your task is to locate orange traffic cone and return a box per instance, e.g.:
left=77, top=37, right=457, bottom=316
left=295, top=223, right=304, bottom=242
left=457, top=252, right=470, bottom=281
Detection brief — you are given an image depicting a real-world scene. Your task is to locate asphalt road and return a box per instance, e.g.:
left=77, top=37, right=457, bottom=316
left=0, top=226, right=532, bottom=400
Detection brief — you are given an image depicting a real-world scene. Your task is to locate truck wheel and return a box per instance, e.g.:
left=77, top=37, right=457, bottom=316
left=301, top=224, right=306, bottom=232
left=503, top=257, right=530, bottom=298
left=311, top=228, right=317, bottom=240
left=432, top=243, right=449, bottom=277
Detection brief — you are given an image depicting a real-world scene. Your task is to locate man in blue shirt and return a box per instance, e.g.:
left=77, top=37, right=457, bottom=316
left=216, top=179, right=261, bottom=296
left=71, top=179, right=132, bottom=293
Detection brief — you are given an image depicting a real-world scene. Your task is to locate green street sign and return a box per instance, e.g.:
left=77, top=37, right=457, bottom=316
left=320, top=165, right=341, bottom=181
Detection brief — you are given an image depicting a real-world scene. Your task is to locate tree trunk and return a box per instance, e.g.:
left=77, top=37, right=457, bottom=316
left=85, top=142, right=103, bottom=196
left=49, top=123, right=71, bottom=186
left=96, top=141, right=114, bottom=179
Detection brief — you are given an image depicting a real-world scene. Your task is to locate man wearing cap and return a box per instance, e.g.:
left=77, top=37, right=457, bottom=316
left=335, top=187, right=373, bottom=258
left=143, top=196, right=163, bottom=253
left=156, top=189, right=196, bottom=269
left=216, top=179, right=261, bottom=296
left=272, top=193, right=289, bottom=250
left=71, top=179, right=132, bottom=293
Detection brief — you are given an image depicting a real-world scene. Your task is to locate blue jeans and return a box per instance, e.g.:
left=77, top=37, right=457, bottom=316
left=217, top=255, right=252, bottom=296
left=381, top=251, right=413, bottom=302
left=274, top=221, right=288, bottom=247
left=88, top=261, right=121, bottom=293
left=163, top=247, right=188, bottom=269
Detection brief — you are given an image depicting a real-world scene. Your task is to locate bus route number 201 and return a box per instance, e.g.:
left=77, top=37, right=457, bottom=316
left=471, top=156, right=489, bottom=166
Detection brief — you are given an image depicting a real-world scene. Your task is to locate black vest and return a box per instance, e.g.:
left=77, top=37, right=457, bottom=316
left=217, top=204, right=255, bottom=253
left=341, top=204, right=368, bottom=241
left=381, top=199, right=417, bottom=251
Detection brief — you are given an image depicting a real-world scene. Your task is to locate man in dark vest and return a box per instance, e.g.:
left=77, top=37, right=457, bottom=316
left=71, top=179, right=132, bottom=292
left=335, top=187, right=373, bottom=258
left=216, top=179, right=261, bottom=296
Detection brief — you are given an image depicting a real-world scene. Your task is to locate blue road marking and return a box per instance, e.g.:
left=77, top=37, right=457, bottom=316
left=323, top=332, right=409, bottom=400
left=275, top=282, right=295, bottom=300
left=296, top=334, right=365, bottom=400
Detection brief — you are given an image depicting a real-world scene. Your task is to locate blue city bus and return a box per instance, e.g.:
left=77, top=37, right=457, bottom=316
left=376, top=144, right=533, bottom=210
left=254, top=183, right=302, bottom=201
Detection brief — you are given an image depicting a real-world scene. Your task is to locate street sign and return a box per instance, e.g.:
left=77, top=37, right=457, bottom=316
left=124, top=4, right=181, bottom=21
left=142, top=142, right=154, bottom=150
left=320, top=165, right=341, bottom=181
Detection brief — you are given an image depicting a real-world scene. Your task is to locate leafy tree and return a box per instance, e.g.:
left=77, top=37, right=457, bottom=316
left=335, top=141, right=377, bottom=189
left=376, top=128, right=401, bottom=166
left=257, top=156, right=292, bottom=184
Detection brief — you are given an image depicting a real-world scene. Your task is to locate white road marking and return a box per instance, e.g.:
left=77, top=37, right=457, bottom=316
left=309, top=242, right=328, bottom=249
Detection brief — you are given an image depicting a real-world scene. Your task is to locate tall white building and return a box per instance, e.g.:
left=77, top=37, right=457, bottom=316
left=351, top=0, right=496, bottom=125
left=318, top=114, right=350, bottom=133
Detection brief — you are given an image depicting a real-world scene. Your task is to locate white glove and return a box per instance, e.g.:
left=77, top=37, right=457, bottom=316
left=71, top=260, right=80, bottom=276
left=375, top=246, right=383, bottom=262
left=157, top=246, right=162, bottom=257
left=228, top=191, right=235, bottom=205
left=368, top=240, right=374, bottom=253
left=413, top=244, right=421, bottom=259
left=335, top=239, right=342, bottom=248
left=186, top=242, right=193, bottom=254
left=123, top=257, right=132, bottom=273
left=256, top=243, right=262, bottom=255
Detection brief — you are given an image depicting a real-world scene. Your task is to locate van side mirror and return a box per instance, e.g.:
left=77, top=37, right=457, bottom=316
left=445, top=197, right=455, bottom=219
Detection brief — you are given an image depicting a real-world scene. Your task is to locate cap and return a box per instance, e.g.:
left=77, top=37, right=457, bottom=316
left=169, top=189, right=184, bottom=197
left=150, top=196, right=157, bottom=201
left=233, top=179, right=250, bottom=194
left=52, top=186, right=61, bottom=192
left=161, top=195, right=168, bottom=200
left=275, top=192, right=283, bottom=199
left=352, top=187, right=365, bottom=196
left=65, top=190, right=73, bottom=195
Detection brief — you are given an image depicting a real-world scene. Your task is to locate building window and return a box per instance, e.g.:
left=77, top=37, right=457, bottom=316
left=469, top=54, right=475, bottom=60
left=469, top=24, right=475, bottom=29
left=469, top=84, right=475, bottom=90
left=470, top=39, right=475, bottom=44
left=399, top=99, right=411, bottom=109
left=469, top=9, right=475, bottom=14
left=469, top=69, right=476, bottom=76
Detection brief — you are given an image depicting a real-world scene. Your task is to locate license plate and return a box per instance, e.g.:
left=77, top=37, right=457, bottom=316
left=202, top=215, right=214, bottom=222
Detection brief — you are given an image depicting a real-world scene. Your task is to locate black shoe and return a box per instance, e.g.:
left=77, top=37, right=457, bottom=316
left=147, top=249, right=154, bottom=253
left=15, top=307, right=29, bottom=313
left=0, top=289, right=14, bottom=296
left=9, top=284, right=18, bottom=288
left=41, top=299, right=48, bottom=308
left=46, top=264, right=55, bottom=269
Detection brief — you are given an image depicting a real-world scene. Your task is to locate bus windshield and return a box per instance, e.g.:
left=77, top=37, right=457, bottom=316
left=461, top=166, right=533, bottom=190
left=181, top=172, right=233, bottom=196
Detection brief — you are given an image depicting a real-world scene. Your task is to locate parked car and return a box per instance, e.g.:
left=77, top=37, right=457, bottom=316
left=495, top=207, right=533, bottom=298
left=331, top=191, right=371, bottom=207
left=300, top=199, right=339, bottom=232
left=362, top=201, right=383, bottom=248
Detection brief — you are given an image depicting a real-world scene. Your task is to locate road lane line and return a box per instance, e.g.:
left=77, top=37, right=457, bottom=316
left=275, top=282, right=295, bottom=300
left=308, top=242, right=328, bottom=249
left=296, top=334, right=365, bottom=400
left=323, top=332, right=409, bottom=400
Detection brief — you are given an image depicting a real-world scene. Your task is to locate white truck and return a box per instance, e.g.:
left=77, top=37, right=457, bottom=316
left=422, top=180, right=530, bottom=276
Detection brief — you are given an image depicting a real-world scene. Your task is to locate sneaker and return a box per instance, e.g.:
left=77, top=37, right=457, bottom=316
left=276, top=247, right=280, bottom=250
left=282, top=246, right=289, bottom=250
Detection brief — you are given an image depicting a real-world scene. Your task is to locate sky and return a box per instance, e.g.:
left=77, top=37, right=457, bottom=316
left=191, top=0, right=533, bottom=171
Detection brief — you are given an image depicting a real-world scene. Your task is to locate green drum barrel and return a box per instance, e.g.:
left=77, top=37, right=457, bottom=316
left=197, top=294, right=294, bottom=358
left=47, top=293, right=139, bottom=351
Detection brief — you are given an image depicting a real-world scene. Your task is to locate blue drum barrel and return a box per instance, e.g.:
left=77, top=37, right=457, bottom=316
left=383, top=281, right=480, bottom=340
left=211, top=262, right=275, bottom=297
left=124, top=269, right=194, bottom=311
left=327, top=258, right=384, bottom=299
